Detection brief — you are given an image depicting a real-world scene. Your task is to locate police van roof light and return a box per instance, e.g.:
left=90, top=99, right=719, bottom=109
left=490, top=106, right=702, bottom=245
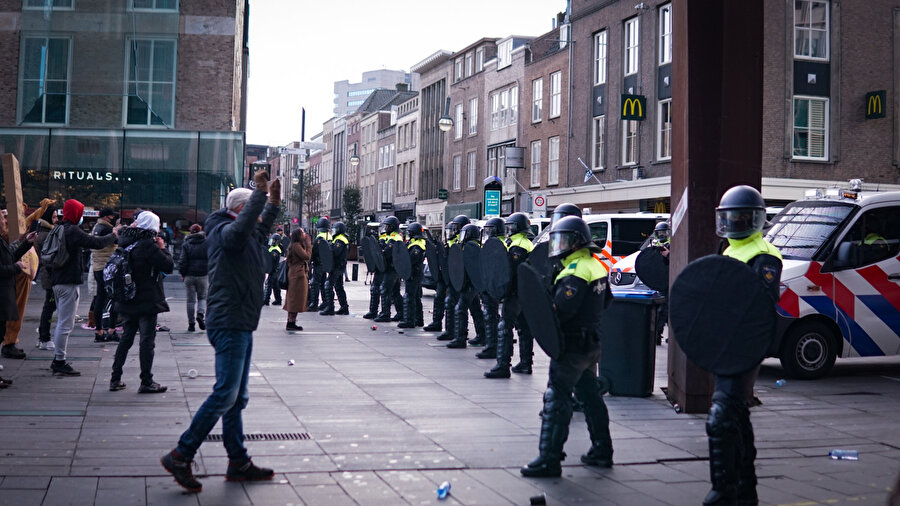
left=805, top=189, right=822, bottom=199
left=849, top=178, right=863, bottom=191
left=825, top=188, right=841, bottom=198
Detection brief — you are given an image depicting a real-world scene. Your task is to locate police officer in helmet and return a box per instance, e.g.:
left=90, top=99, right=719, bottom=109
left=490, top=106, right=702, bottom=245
left=446, top=223, right=487, bottom=348
left=307, top=217, right=330, bottom=311
left=703, top=185, right=782, bottom=506
left=550, top=202, right=582, bottom=228
left=398, top=223, right=426, bottom=329
left=436, top=215, right=471, bottom=341
left=472, top=217, right=505, bottom=357
left=521, top=216, right=614, bottom=478
left=320, top=221, right=349, bottom=315
left=374, top=216, right=405, bottom=322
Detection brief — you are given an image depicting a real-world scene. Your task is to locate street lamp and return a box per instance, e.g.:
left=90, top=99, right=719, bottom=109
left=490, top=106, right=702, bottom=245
left=438, top=97, right=453, bottom=132
left=349, top=143, right=360, bottom=167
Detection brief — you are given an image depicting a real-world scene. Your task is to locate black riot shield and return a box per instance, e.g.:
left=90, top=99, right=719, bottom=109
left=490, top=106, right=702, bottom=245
left=437, top=241, right=451, bottom=285
left=634, top=247, right=670, bottom=293
left=481, top=237, right=512, bottom=300
left=448, top=243, right=465, bottom=292
left=361, top=235, right=385, bottom=273
left=517, top=262, right=563, bottom=360
left=669, top=255, right=777, bottom=376
left=392, top=240, right=413, bottom=280
left=527, top=241, right=553, bottom=288
left=317, top=239, right=334, bottom=272
left=425, top=239, right=441, bottom=283
left=463, top=243, right=484, bottom=293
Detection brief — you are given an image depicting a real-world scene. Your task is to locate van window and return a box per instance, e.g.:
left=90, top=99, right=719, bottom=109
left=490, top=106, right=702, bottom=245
left=589, top=222, right=608, bottom=247
left=840, top=206, right=900, bottom=267
left=610, top=218, right=657, bottom=256
left=765, top=201, right=853, bottom=260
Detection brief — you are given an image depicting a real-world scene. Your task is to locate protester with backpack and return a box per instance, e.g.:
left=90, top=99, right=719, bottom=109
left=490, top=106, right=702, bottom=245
left=34, top=205, right=58, bottom=350
left=178, top=224, right=208, bottom=332
left=48, top=199, right=117, bottom=377
left=108, top=211, right=173, bottom=393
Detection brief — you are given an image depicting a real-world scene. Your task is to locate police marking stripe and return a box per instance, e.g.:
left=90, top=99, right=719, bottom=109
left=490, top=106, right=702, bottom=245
left=802, top=295, right=885, bottom=357
left=857, top=264, right=900, bottom=313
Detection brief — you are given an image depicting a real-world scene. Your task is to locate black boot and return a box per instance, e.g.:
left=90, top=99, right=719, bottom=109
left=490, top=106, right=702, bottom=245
left=467, top=336, right=486, bottom=346
left=521, top=387, right=571, bottom=478
left=703, top=401, right=740, bottom=505
left=336, top=306, right=350, bottom=315
left=475, top=347, right=497, bottom=359
left=581, top=392, right=613, bottom=467
left=446, top=337, right=467, bottom=349
left=736, top=409, right=758, bottom=506
left=363, top=292, right=379, bottom=319
left=374, top=313, right=392, bottom=322
left=423, top=321, right=442, bottom=332
left=484, top=365, right=510, bottom=379
left=511, top=361, right=533, bottom=374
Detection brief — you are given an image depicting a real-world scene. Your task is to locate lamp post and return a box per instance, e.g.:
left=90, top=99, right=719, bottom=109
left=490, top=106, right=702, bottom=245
left=438, top=97, right=453, bottom=132
left=349, top=142, right=360, bottom=168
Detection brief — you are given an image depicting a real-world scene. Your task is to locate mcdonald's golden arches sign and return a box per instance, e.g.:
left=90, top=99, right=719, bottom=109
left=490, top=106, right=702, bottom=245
left=866, top=90, right=885, bottom=119
left=621, top=94, right=646, bottom=121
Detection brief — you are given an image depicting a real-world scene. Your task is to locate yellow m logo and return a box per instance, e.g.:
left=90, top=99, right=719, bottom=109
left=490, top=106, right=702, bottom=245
left=868, top=94, right=882, bottom=116
left=623, top=98, right=643, bottom=117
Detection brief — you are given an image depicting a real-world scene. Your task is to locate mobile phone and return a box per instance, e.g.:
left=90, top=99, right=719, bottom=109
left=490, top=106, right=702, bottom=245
left=30, top=220, right=40, bottom=233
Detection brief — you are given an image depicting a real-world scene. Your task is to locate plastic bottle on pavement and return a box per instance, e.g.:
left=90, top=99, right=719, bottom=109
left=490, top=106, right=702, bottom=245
left=437, top=481, right=451, bottom=500
left=828, top=449, right=859, bottom=460
left=775, top=379, right=786, bottom=387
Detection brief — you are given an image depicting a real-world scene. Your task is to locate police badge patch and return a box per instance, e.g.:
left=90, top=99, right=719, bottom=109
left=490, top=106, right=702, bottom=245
left=762, top=265, right=777, bottom=283
left=564, top=287, right=576, bottom=299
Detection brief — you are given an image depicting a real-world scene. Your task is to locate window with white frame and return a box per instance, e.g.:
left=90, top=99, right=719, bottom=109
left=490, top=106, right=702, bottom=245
left=131, top=0, right=178, bottom=8
left=794, top=0, right=829, bottom=60
left=125, top=38, right=176, bottom=126
left=398, top=163, right=405, bottom=193
left=467, top=151, right=476, bottom=188
left=453, top=155, right=462, bottom=190
left=465, top=53, right=473, bottom=76
left=621, top=120, right=638, bottom=165
left=548, top=137, right=560, bottom=185
left=659, top=3, right=672, bottom=65
left=497, top=39, right=513, bottom=69
left=490, top=85, right=517, bottom=130
left=454, top=58, right=463, bottom=82
left=793, top=96, right=828, bottom=160
left=19, top=37, right=70, bottom=124
left=411, top=120, right=417, bottom=146
left=510, top=86, right=518, bottom=125
left=530, top=140, right=541, bottom=187
left=476, top=47, right=485, bottom=71
left=455, top=103, right=463, bottom=139
left=488, top=148, right=497, bottom=178
left=594, top=30, right=607, bottom=85
left=592, top=116, right=606, bottom=170
left=532, top=78, right=543, bottom=122
left=25, top=0, right=73, bottom=8
left=550, top=72, right=561, bottom=118
left=468, top=97, right=478, bottom=134
left=624, top=17, right=640, bottom=76
left=389, top=143, right=395, bottom=165
left=409, top=161, right=415, bottom=193
left=657, top=99, right=672, bottom=160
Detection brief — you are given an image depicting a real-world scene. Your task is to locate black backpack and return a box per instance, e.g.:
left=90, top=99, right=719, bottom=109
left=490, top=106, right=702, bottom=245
left=103, top=243, right=138, bottom=303
left=40, top=224, right=69, bottom=269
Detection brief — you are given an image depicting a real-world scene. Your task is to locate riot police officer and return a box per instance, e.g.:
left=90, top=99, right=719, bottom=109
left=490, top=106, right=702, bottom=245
left=363, top=226, right=387, bottom=319
left=520, top=216, right=614, bottom=478
left=702, top=185, right=782, bottom=506
left=320, top=221, right=350, bottom=316
left=398, top=223, right=426, bottom=329
left=374, top=216, right=405, bottom=322
left=651, top=220, right=671, bottom=344
left=485, top=212, right=534, bottom=378
left=423, top=227, right=446, bottom=332
left=551, top=202, right=582, bottom=227
left=447, top=223, right=486, bottom=349
left=474, top=217, right=505, bottom=359
left=437, top=215, right=470, bottom=341
left=307, top=218, right=331, bottom=311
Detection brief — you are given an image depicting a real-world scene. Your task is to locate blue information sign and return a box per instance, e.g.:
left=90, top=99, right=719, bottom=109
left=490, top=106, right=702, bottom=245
left=484, top=189, right=501, bottom=216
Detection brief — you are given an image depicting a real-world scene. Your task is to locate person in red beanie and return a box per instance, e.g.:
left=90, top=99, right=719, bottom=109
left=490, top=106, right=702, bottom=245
left=49, top=199, right=118, bottom=376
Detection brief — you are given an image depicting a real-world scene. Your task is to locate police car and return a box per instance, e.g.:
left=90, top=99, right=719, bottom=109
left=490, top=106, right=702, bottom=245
left=767, top=186, right=900, bottom=379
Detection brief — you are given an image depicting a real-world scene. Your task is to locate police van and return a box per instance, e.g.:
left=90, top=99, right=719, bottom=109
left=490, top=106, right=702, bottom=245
left=766, top=187, right=900, bottom=379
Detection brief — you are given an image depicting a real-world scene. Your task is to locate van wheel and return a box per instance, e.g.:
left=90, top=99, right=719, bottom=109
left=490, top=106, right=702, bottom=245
left=779, top=321, right=838, bottom=380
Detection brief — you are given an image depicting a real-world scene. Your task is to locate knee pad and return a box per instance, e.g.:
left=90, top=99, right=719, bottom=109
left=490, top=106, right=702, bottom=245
left=706, top=400, right=738, bottom=437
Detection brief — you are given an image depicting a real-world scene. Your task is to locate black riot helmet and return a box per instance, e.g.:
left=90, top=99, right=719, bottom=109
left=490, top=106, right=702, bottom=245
left=654, top=221, right=670, bottom=241
left=459, top=223, right=481, bottom=244
left=447, top=214, right=470, bottom=238
left=316, top=217, right=331, bottom=232
left=407, top=222, right=424, bottom=238
left=482, top=217, right=505, bottom=242
left=380, top=216, right=400, bottom=235
left=550, top=203, right=582, bottom=229
left=549, top=216, right=591, bottom=259
left=715, top=185, right=766, bottom=239
left=331, top=221, right=346, bottom=237
left=505, top=212, right=530, bottom=237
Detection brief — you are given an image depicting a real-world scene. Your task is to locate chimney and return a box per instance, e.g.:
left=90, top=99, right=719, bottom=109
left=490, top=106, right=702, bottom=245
left=395, top=83, right=409, bottom=92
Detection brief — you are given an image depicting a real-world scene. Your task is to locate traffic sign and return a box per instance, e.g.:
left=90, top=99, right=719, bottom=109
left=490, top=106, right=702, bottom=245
left=533, top=193, right=546, bottom=214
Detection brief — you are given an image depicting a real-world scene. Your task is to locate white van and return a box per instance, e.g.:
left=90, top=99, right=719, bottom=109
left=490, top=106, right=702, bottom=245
left=765, top=188, right=900, bottom=379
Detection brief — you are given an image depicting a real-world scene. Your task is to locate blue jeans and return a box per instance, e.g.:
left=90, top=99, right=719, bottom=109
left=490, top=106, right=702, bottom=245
left=176, top=328, right=253, bottom=461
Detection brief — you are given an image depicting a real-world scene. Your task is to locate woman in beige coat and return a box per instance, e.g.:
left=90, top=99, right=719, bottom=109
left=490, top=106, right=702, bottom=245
left=283, top=228, right=311, bottom=330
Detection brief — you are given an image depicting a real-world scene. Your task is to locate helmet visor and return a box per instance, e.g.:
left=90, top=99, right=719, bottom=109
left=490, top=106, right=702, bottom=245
left=550, top=211, right=568, bottom=229
left=505, top=223, right=518, bottom=238
left=715, top=209, right=766, bottom=239
left=656, top=229, right=669, bottom=241
left=549, top=231, right=578, bottom=258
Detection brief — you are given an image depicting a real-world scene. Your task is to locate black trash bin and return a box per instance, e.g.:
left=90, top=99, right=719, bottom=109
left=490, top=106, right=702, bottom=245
left=598, top=291, right=665, bottom=397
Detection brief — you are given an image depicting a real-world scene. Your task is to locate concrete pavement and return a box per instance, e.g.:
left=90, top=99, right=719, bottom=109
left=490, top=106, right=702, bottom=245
left=0, top=263, right=898, bottom=505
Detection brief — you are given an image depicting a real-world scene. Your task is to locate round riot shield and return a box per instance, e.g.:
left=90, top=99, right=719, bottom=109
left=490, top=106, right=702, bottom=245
left=317, top=239, right=334, bottom=272
left=448, top=243, right=465, bottom=292
left=438, top=241, right=451, bottom=285
left=463, top=243, right=484, bottom=293
left=392, top=240, right=413, bottom=280
left=482, top=237, right=512, bottom=300
left=360, top=236, right=377, bottom=272
left=517, top=263, right=563, bottom=360
left=362, top=235, right=385, bottom=272
left=635, top=247, right=670, bottom=293
left=425, top=239, right=441, bottom=283
left=527, top=241, right=553, bottom=288
left=669, top=255, right=777, bottom=376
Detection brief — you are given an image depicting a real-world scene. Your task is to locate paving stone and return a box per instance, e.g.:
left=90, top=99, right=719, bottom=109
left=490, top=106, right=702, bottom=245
left=42, top=476, right=97, bottom=506
left=95, top=477, right=146, bottom=506
left=0, top=475, right=51, bottom=489
left=0, top=489, right=46, bottom=506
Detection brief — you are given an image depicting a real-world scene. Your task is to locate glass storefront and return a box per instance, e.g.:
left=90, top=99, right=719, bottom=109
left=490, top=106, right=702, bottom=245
left=0, top=127, right=244, bottom=229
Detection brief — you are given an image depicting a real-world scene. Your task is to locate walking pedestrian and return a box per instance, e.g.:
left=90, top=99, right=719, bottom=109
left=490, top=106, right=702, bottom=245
left=283, top=228, right=311, bottom=330
left=161, top=171, right=279, bottom=493
left=34, top=205, right=58, bottom=350
left=109, top=211, right=173, bottom=393
left=178, top=224, right=208, bottom=332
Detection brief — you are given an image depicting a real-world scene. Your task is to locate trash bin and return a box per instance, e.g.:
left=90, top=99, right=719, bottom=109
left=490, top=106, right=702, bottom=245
left=598, top=290, right=665, bottom=397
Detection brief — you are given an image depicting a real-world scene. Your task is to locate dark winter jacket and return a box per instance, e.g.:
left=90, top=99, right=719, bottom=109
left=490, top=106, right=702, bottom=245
left=0, top=236, right=33, bottom=321
left=204, top=189, right=279, bottom=331
left=50, top=200, right=117, bottom=286
left=113, top=226, right=174, bottom=316
left=177, top=232, right=208, bottom=277
left=34, top=219, right=54, bottom=290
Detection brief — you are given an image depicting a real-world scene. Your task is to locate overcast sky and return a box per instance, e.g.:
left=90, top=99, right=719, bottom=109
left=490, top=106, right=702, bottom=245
left=245, top=0, right=567, bottom=147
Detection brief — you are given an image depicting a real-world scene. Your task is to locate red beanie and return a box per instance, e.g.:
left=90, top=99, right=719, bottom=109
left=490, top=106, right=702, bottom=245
left=62, top=199, right=84, bottom=224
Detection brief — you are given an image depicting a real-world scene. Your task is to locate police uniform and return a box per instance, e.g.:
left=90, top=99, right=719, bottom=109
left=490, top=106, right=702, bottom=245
left=423, top=233, right=445, bottom=332
left=400, top=234, right=426, bottom=328
left=263, top=232, right=284, bottom=305
left=521, top=244, right=614, bottom=477
left=447, top=230, right=487, bottom=349
left=486, top=231, right=534, bottom=377
left=437, top=233, right=460, bottom=341
left=321, top=233, right=349, bottom=315
left=375, top=231, right=405, bottom=322
left=307, top=229, right=331, bottom=311
left=363, top=233, right=388, bottom=319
